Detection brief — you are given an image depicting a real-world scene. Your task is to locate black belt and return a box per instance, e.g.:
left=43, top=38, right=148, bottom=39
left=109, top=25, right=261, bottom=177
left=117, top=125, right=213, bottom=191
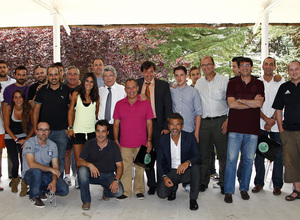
left=203, top=115, right=226, bottom=120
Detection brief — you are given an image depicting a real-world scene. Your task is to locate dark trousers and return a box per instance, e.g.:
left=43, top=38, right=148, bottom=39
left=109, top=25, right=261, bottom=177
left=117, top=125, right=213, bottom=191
left=5, top=138, right=25, bottom=178
left=157, top=164, right=201, bottom=200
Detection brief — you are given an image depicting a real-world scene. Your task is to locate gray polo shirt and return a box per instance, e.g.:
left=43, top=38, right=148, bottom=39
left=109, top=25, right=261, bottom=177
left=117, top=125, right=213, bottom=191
left=22, top=136, right=58, bottom=178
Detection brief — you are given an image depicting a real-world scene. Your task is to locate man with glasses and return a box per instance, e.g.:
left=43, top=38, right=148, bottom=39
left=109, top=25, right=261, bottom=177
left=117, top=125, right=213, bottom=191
left=194, top=56, right=229, bottom=194
left=224, top=57, right=264, bottom=203
left=22, top=122, right=69, bottom=208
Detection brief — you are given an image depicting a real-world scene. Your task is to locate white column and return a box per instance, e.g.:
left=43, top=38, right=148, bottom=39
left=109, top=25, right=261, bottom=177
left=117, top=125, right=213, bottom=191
left=261, top=11, right=269, bottom=65
left=53, top=13, right=61, bottom=63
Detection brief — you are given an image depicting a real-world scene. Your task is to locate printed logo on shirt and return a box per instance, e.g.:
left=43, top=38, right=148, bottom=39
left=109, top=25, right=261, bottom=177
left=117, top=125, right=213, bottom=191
left=284, top=90, right=291, bottom=94
left=25, top=146, right=31, bottom=150
left=48, top=149, right=54, bottom=158
left=61, top=96, right=64, bottom=99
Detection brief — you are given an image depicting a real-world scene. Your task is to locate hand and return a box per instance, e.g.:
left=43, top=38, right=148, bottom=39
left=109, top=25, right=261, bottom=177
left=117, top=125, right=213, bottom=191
left=172, top=84, right=178, bottom=89
left=221, top=120, right=228, bottom=134
left=17, top=139, right=26, bottom=147
left=163, top=177, right=174, bottom=188
left=109, top=180, right=120, bottom=194
left=161, top=129, right=170, bottom=135
left=67, top=129, right=75, bottom=139
left=139, top=93, right=147, bottom=101
left=274, top=74, right=282, bottom=82
left=88, top=163, right=100, bottom=178
left=47, top=181, right=57, bottom=194
left=254, top=94, right=263, bottom=100
left=264, top=123, right=272, bottom=131
left=194, top=131, right=199, bottom=143
left=51, top=168, right=61, bottom=178
left=176, top=162, right=189, bottom=175
left=265, top=117, right=275, bottom=127
left=146, top=141, right=152, bottom=153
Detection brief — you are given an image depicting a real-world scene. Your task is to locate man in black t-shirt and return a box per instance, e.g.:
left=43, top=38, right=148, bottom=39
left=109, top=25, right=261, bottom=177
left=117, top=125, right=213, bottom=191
left=77, top=120, right=124, bottom=210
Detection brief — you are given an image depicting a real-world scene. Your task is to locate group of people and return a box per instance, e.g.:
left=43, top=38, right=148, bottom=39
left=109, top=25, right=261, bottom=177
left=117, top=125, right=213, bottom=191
left=0, top=56, right=299, bottom=211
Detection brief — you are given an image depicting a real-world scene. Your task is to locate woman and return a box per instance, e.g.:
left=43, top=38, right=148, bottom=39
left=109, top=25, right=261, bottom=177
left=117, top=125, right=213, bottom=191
left=4, top=89, right=33, bottom=194
left=67, top=72, right=99, bottom=188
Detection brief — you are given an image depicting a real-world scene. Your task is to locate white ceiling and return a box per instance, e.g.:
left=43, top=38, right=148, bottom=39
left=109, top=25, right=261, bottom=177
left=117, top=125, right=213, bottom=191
left=1, top=0, right=299, bottom=28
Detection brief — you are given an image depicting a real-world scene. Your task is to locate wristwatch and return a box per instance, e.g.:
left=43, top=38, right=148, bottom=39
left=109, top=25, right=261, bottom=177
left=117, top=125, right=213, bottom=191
left=114, top=179, right=120, bottom=183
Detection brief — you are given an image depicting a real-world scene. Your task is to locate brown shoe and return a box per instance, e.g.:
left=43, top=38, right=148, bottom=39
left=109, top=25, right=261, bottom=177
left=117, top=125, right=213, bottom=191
left=251, top=185, right=262, bottom=193
left=224, top=193, right=233, bottom=203
left=11, top=178, right=19, bottom=193
left=273, top=187, right=281, bottom=196
left=19, top=179, right=28, bottom=197
left=82, top=203, right=90, bottom=210
left=240, top=191, right=250, bottom=200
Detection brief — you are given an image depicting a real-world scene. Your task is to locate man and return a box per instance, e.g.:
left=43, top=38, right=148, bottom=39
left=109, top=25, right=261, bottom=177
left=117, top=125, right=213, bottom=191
left=77, top=120, right=124, bottom=210
left=194, top=56, right=228, bottom=194
left=98, top=65, right=126, bottom=140
left=231, top=56, right=244, bottom=79
left=272, top=60, right=300, bottom=201
left=113, top=78, right=153, bottom=200
left=28, top=64, right=47, bottom=109
left=53, top=62, right=65, bottom=83
left=92, top=58, right=105, bottom=87
left=22, top=121, right=69, bottom=208
left=251, top=57, right=284, bottom=195
left=65, top=66, right=81, bottom=91
left=189, top=66, right=201, bottom=87
left=137, top=61, right=172, bottom=195
left=33, top=65, right=70, bottom=175
left=157, top=113, right=201, bottom=210
left=224, top=57, right=264, bottom=203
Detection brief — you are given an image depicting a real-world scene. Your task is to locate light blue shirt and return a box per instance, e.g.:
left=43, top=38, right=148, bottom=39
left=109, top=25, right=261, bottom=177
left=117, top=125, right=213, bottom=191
left=171, top=85, right=203, bottom=133
left=97, top=77, right=104, bottom=88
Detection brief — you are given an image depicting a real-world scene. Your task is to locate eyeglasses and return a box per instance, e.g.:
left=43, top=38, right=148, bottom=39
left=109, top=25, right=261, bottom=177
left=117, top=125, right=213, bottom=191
left=200, top=63, right=213, bottom=67
left=37, top=128, right=50, bottom=133
left=240, top=64, right=251, bottom=68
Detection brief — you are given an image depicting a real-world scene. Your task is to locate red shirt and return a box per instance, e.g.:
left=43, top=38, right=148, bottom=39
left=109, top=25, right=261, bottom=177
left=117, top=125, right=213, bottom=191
left=113, top=95, right=154, bottom=148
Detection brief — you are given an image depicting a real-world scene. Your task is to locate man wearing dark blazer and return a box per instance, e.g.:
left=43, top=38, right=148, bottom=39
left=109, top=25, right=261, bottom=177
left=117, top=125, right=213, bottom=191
left=137, top=61, right=172, bottom=195
left=157, top=113, right=201, bottom=210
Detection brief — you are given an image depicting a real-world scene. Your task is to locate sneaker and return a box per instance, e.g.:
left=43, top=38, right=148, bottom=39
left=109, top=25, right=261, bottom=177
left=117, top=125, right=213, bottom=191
left=116, top=195, right=128, bottom=201
left=39, top=191, right=48, bottom=201
left=210, top=173, right=220, bottom=181
left=75, top=175, right=79, bottom=189
left=213, top=182, right=220, bottom=188
left=183, top=184, right=190, bottom=192
left=136, top=193, right=145, bottom=200
left=64, top=176, right=72, bottom=186
left=30, top=197, right=45, bottom=208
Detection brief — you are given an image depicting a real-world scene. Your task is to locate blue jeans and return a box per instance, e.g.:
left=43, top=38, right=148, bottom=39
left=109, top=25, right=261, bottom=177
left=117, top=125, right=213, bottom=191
left=78, top=166, right=124, bottom=203
left=24, top=168, right=69, bottom=199
left=225, top=132, right=258, bottom=194
left=254, top=130, right=283, bottom=188
left=48, top=130, right=68, bottom=175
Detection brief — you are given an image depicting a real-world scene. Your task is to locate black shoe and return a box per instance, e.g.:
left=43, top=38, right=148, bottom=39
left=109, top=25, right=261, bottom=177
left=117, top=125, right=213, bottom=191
left=240, top=190, right=250, bottom=200
left=168, top=191, right=176, bottom=201
left=189, top=199, right=198, bottom=211
left=116, top=195, right=128, bottom=201
left=199, top=184, right=207, bottom=192
left=221, top=186, right=225, bottom=195
left=148, top=187, right=156, bottom=195
left=224, top=193, right=233, bottom=203
left=136, top=193, right=145, bottom=200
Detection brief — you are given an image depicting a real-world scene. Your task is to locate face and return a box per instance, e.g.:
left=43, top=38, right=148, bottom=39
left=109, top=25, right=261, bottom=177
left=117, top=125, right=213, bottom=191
left=239, top=62, right=253, bottom=77
left=47, top=67, right=60, bottom=86
left=15, top=69, right=27, bottom=85
left=13, top=92, right=23, bottom=106
left=174, top=69, right=187, bottom=87
left=96, top=125, right=109, bottom=144
left=189, top=69, right=201, bottom=84
left=125, top=80, right=138, bottom=100
left=58, top=66, right=64, bottom=81
left=263, top=58, right=276, bottom=76
left=36, top=122, right=50, bottom=142
left=34, top=67, right=47, bottom=84
left=168, top=118, right=183, bottom=137
left=142, top=66, right=155, bottom=83
left=288, top=62, right=300, bottom=82
left=66, top=68, right=80, bottom=87
left=200, top=57, right=215, bottom=76
left=84, top=76, right=94, bottom=92
left=103, top=71, right=116, bottom=87
left=0, top=63, right=8, bottom=77
left=93, top=59, right=104, bottom=76
left=232, top=61, right=240, bottom=76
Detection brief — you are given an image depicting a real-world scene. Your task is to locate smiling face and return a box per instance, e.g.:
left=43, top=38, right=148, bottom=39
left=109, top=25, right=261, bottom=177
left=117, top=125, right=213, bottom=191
left=84, top=76, right=94, bottom=92
left=93, top=59, right=104, bottom=77
left=168, top=118, right=183, bottom=137
left=47, top=67, right=60, bottom=86
left=142, top=66, right=155, bottom=83
left=125, top=80, right=138, bottom=100
left=12, top=91, right=23, bottom=107
left=66, top=68, right=80, bottom=87
left=34, top=67, right=47, bottom=84
left=262, top=58, right=276, bottom=77
left=103, top=70, right=116, bottom=87
left=288, top=61, right=300, bottom=83
left=96, top=124, right=109, bottom=144
left=239, top=61, right=253, bottom=77
left=189, top=69, right=201, bottom=84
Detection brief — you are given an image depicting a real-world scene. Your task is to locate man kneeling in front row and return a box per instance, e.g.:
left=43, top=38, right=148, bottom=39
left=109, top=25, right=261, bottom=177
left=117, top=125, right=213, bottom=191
left=22, top=122, right=69, bottom=208
left=157, top=113, right=202, bottom=210
left=77, top=120, right=124, bottom=210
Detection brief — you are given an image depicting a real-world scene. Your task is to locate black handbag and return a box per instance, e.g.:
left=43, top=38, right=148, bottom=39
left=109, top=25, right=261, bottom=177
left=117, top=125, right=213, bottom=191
left=134, top=145, right=156, bottom=170
left=256, top=134, right=281, bottom=161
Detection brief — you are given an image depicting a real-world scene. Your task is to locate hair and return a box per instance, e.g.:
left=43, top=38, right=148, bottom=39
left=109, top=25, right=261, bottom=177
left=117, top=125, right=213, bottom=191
left=141, top=61, right=156, bottom=72
left=189, top=66, right=199, bottom=75
left=232, top=56, right=244, bottom=63
left=237, top=57, right=253, bottom=67
left=36, top=121, right=50, bottom=130
left=53, top=62, right=63, bottom=68
left=167, top=113, right=184, bottom=125
left=125, top=78, right=138, bottom=87
left=78, top=72, right=99, bottom=102
left=66, top=66, right=80, bottom=75
left=201, top=56, right=215, bottom=65
left=288, top=60, right=300, bottom=69
left=263, top=57, right=276, bottom=66
left=102, top=65, right=117, bottom=77
left=14, top=66, right=27, bottom=75
left=47, top=64, right=60, bottom=75
left=33, top=64, right=46, bottom=72
left=95, top=120, right=109, bottom=130
left=10, top=89, right=30, bottom=134
left=173, top=66, right=187, bottom=75
left=0, top=60, right=8, bottom=66
left=93, top=58, right=104, bottom=65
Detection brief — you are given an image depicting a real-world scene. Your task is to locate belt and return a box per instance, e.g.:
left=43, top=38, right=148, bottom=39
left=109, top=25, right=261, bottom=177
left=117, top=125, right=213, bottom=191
left=203, top=115, right=226, bottom=120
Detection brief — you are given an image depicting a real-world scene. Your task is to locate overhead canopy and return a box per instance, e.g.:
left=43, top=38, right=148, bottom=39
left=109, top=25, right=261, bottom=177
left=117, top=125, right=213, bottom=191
left=1, top=0, right=300, bottom=28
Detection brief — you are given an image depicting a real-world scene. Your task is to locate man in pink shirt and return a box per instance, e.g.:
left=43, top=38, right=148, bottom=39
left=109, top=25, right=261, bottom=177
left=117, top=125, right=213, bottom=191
left=113, top=78, right=153, bottom=200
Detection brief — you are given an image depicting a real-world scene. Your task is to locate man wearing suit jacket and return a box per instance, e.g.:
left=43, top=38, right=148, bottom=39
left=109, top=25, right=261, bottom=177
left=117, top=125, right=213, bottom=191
left=137, top=61, right=172, bottom=195
left=157, top=113, right=202, bottom=210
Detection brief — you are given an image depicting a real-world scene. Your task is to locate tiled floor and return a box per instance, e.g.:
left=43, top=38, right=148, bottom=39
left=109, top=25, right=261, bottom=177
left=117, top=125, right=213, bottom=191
left=0, top=155, right=298, bottom=220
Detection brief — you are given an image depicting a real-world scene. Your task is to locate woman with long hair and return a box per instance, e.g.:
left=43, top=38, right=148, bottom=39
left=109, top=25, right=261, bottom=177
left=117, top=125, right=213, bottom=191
left=67, top=72, right=99, bottom=188
left=4, top=89, right=33, bottom=194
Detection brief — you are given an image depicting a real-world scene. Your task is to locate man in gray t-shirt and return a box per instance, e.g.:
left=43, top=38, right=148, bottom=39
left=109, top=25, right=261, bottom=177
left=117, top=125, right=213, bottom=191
left=22, top=122, right=69, bottom=208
